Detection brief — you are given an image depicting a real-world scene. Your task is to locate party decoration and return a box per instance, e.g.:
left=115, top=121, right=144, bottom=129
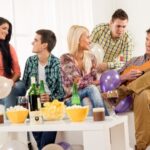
left=100, top=70, right=121, bottom=92
left=100, top=70, right=132, bottom=113
left=0, top=76, right=13, bottom=99
left=115, top=95, right=132, bottom=113
left=90, top=43, right=104, bottom=64
left=58, top=141, right=71, bottom=150
left=42, top=144, right=63, bottom=150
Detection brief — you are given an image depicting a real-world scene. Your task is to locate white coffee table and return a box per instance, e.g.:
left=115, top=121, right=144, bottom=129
left=0, top=116, right=130, bottom=150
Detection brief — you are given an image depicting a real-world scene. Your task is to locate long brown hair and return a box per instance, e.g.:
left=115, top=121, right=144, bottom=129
left=0, top=17, right=13, bottom=76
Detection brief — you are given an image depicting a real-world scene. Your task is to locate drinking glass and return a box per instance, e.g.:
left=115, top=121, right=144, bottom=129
left=17, top=96, right=29, bottom=109
left=107, top=91, right=118, bottom=118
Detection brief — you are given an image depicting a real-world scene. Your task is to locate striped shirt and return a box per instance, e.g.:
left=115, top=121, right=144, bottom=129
left=91, top=23, right=133, bottom=69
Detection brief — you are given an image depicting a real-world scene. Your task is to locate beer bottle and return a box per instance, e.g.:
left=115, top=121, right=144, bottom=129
left=39, top=80, right=46, bottom=94
left=28, top=76, right=38, bottom=111
left=39, top=80, right=46, bottom=107
left=71, top=82, right=81, bottom=105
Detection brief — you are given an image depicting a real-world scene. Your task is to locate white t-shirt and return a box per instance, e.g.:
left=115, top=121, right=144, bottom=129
left=38, top=62, right=50, bottom=95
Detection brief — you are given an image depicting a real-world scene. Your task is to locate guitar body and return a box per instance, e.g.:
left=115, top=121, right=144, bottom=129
left=121, top=61, right=150, bottom=75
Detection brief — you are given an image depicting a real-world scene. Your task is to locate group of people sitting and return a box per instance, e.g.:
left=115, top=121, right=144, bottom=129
left=0, top=8, right=149, bottom=150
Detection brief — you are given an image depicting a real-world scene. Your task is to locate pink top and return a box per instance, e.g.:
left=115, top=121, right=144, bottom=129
left=0, top=44, right=21, bottom=78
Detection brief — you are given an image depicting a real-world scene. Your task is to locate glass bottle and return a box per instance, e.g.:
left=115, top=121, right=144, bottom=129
left=71, top=82, right=81, bottom=105
left=39, top=80, right=46, bottom=95
left=39, top=80, right=46, bottom=107
left=28, top=76, right=38, bottom=111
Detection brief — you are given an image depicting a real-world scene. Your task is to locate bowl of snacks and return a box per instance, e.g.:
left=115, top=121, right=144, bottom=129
left=40, top=99, right=65, bottom=121
left=6, top=105, right=29, bottom=123
left=66, top=105, right=89, bottom=122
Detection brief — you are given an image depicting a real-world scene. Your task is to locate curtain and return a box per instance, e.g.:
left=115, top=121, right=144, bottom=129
left=1, top=0, right=93, bottom=74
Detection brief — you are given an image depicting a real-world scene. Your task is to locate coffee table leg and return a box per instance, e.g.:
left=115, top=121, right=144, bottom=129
left=83, top=128, right=111, bottom=150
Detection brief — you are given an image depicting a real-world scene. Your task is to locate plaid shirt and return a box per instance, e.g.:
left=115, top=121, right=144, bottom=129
left=60, top=53, right=97, bottom=96
left=91, top=23, right=133, bottom=69
left=118, top=54, right=150, bottom=74
left=22, top=54, right=65, bottom=101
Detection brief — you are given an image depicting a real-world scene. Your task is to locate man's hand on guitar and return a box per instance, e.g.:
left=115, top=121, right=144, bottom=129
left=121, top=69, right=143, bottom=81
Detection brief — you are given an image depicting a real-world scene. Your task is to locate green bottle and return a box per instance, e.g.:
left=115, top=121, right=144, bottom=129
left=28, top=76, right=38, bottom=111
left=39, top=80, right=46, bottom=107
left=71, top=82, right=81, bottom=105
left=39, top=80, right=46, bottom=95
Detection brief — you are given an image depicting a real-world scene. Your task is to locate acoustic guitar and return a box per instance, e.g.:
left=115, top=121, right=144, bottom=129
left=121, top=60, right=150, bottom=75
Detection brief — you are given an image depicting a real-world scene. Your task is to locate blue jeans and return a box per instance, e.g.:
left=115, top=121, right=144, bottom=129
left=0, top=80, right=26, bottom=108
left=65, top=85, right=109, bottom=116
left=32, top=131, right=57, bottom=150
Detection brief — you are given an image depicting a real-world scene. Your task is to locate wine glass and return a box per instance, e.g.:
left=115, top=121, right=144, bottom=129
left=17, top=96, right=29, bottom=109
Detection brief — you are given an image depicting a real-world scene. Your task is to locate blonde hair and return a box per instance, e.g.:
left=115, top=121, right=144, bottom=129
left=67, top=25, right=88, bottom=55
left=67, top=25, right=96, bottom=74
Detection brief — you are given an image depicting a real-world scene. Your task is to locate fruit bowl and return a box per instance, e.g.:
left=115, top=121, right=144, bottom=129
left=66, top=105, right=89, bottom=122
left=6, top=106, right=29, bottom=124
left=40, top=100, right=65, bottom=121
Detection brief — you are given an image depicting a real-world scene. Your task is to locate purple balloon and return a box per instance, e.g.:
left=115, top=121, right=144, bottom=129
left=115, top=96, right=132, bottom=113
left=100, top=70, right=121, bottom=92
left=58, top=141, right=71, bottom=150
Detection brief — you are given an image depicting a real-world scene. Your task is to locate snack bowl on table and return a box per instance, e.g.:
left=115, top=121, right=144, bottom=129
left=6, top=105, right=29, bottom=124
left=40, top=99, right=65, bottom=121
left=66, top=105, right=89, bottom=122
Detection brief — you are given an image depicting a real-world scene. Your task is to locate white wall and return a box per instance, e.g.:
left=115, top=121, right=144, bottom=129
left=92, top=0, right=115, bottom=25
left=114, top=0, right=150, bottom=56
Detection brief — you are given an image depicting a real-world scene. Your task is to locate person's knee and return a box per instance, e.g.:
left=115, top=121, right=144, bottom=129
left=87, top=85, right=99, bottom=93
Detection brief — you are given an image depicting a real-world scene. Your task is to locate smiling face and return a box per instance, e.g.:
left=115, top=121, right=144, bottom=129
left=78, top=31, right=91, bottom=51
left=110, top=19, right=128, bottom=39
left=0, top=23, right=9, bottom=40
left=145, top=33, right=150, bottom=56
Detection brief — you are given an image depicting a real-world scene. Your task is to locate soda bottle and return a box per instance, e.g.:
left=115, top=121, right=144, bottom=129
left=71, top=82, right=81, bottom=105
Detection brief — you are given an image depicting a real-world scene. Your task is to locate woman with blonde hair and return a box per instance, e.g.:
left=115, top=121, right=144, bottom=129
left=60, top=25, right=108, bottom=115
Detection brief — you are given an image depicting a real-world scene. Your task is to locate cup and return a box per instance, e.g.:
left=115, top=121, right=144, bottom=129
left=93, top=107, right=105, bottom=121
left=0, top=113, right=4, bottom=124
left=0, top=104, right=5, bottom=123
left=17, top=96, right=29, bottom=109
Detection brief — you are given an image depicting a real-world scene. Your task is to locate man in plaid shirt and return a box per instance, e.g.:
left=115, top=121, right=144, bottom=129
left=91, top=9, right=133, bottom=72
left=23, top=29, right=65, bottom=150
